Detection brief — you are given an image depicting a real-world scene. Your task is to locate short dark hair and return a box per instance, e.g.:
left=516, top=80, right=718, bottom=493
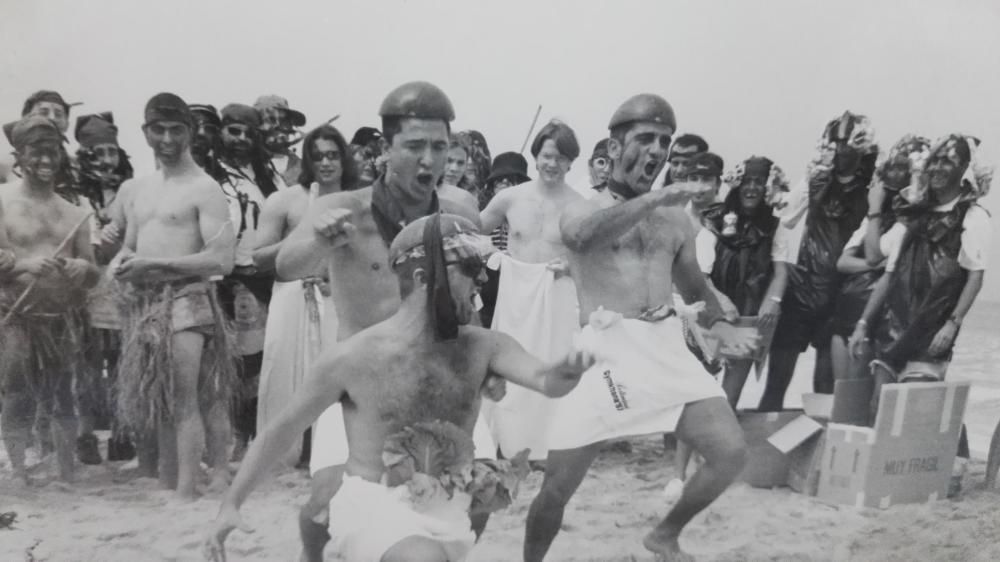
left=530, top=120, right=580, bottom=161
left=298, top=124, right=360, bottom=190
left=381, top=116, right=451, bottom=145
left=670, top=134, right=708, bottom=155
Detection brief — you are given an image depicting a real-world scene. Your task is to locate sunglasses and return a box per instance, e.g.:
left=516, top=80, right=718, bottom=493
left=310, top=151, right=341, bottom=162
left=591, top=156, right=610, bottom=170
left=445, top=255, right=486, bottom=278
left=225, top=125, right=254, bottom=139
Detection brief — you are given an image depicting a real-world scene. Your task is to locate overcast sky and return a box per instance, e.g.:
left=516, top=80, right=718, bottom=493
left=2, top=0, right=998, bottom=299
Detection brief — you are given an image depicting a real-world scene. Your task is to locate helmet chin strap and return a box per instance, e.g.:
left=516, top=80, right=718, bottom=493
left=423, top=213, right=460, bottom=341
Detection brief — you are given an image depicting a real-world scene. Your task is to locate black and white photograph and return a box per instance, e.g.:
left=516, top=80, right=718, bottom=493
left=1, top=1, right=999, bottom=560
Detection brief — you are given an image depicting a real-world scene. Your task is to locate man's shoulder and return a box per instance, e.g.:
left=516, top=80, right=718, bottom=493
left=317, top=186, right=371, bottom=211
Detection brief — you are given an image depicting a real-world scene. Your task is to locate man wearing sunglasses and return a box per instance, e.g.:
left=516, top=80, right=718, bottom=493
left=255, top=94, right=307, bottom=190
left=587, top=138, right=611, bottom=192
left=526, top=94, right=757, bottom=562
left=478, top=120, right=584, bottom=463
left=270, top=81, right=494, bottom=562
left=216, top=103, right=281, bottom=462
left=188, top=104, right=226, bottom=183
left=207, top=213, right=595, bottom=562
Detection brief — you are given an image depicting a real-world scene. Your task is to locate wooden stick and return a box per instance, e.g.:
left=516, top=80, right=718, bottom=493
left=2, top=212, right=92, bottom=324
left=519, top=105, right=543, bottom=154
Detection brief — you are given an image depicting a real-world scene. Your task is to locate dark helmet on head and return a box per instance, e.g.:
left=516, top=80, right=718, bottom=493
left=378, top=81, right=455, bottom=122
left=608, top=94, right=676, bottom=132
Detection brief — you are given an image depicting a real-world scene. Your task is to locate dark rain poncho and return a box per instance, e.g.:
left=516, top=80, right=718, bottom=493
left=874, top=202, right=974, bottom=370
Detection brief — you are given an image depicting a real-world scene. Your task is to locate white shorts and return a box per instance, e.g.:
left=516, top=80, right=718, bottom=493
left=327, top=474, right=475, bottom=562
left=547, top=311, right=725, bottom=450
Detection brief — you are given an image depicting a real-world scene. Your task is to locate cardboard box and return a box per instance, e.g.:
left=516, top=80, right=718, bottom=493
left=768, top=415, right=826, bottom=495
left=830, top=378, right=875, bottom=425
left=737, top=410, right=803, bottom=487
left=787, top=432, right=826, bottom=495
left=717, top=316, right=776, bottom=361
left=816, top=381, right=970, bottom=509
left=802, top=393, right=834, bottom=420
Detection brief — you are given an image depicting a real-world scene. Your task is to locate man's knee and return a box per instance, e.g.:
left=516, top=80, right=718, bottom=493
left=536, top=449, right=597, bottom=506
left=382, top=536, right=448, bottom=562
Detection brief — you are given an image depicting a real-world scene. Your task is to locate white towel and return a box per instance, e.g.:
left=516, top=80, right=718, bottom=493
left=547, top=309, right=725, bottom=450
left=258, top=279, right=336, bottom=467
left=480, top=253, right=580, bottom=460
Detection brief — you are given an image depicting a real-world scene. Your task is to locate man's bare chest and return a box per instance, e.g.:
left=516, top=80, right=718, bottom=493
left=4, top=198, right=74, bottom=248
left=508, top=199, right=564, bottom=243
left=368, top=350, right=483, bottom=425
left=133, top=188, right=198, bottom=227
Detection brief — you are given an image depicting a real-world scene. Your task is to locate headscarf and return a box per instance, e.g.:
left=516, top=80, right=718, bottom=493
left=905, top=134, right=993, bottom=205
left=723, top=156, right=790, bottom=210
left=389, top=214, right=493, bottom=341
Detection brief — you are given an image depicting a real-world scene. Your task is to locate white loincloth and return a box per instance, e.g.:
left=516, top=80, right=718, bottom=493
left=547, top=309, right=725, bottom=450
left=327, top=474, right=475, bottom=562
left=479, top=253, right=579, bottom=460
left=257, top=279, right=335, bottom=466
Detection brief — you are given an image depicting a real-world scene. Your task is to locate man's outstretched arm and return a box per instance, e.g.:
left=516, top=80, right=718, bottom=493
left=205, top=349, right=349, bottom=561
left=485, top=331, right=594, bottom=398
left=560, top=181, right=703, bottom=252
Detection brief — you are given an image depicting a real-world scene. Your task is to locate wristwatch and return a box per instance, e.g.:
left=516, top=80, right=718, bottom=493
left=866, top=212, right=882, bottom=219
left=948, top=315, right=962, bottom=327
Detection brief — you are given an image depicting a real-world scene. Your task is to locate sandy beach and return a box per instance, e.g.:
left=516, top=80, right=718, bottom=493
left=2, top=302, right=998, bottom=561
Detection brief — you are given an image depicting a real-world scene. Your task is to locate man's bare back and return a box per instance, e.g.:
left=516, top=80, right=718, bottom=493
left=482, top=180, right=581, bottom=263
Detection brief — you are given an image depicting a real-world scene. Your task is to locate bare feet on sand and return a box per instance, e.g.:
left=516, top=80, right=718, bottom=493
left=203, top=470, right=231, bottom=495
left=643, top=529, right=694, bottom=562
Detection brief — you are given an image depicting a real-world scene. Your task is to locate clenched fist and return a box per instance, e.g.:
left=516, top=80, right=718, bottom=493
left=314, top=208, right=356, bottom=245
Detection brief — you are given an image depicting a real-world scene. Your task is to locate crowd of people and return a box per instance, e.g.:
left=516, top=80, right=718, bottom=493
left=0, top=83, right=996, bottom=562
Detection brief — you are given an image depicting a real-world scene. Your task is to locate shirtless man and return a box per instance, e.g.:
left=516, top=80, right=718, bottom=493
left=274, top=81, right=490, bottom=561
left=253, top=123, right=358, bottom=467
left=478, top=120, right=583, bottom=460
left=524, top=94, right=757, bottom=562
left=113, top=93, right=237, bottom=499
left=206, top=213, right=595, bottom=562
left=0, top=116, right=99, bottom=483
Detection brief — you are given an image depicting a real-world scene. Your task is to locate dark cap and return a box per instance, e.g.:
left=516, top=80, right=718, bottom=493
left=688, top=152, right=724, bottom=177
left=22, top=90, right=73, bottom=116
left=254, top=95, right=306, bottom=127
left=75, top=112, right=119, bottom=148
left=9, top=115, right=64, bottom=150
left=220, top=103, right=261, bottom=128
left=591, top=138, right=609, bottom=158
left=486, top=151, right=531, bottom=184
left=189, top=104, right=222, bottom=127
left=145, top=92, right=193, bottom=126
left=379, top=81, right=455, bottom=122
left=351, top=126, right=383, bottom=146
left=608, top=94, right=676, bottom=132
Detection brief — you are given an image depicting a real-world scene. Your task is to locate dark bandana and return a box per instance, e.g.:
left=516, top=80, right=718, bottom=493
left=604, top=177, right=639, bottom=200
left=422, top=214, right=459, bottom=341
left=371, top=176, right=441, bottom=247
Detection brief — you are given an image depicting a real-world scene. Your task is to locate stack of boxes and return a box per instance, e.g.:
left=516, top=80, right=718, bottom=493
left=737, top=380, right=970, bottom=508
